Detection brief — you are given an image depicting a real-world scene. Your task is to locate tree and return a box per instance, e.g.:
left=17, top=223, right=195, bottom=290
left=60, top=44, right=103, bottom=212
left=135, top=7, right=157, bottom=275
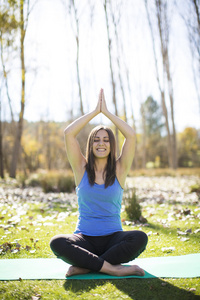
left=144, top=0, right=177, bottom=169
left=177, top=0, right=200, bottom=115
left=0, top=93, right=3, bottom=178
left=109, top=0, right=127, bottom=123
left=9, top=1, right=25, bottom=177
left=104, top=0, right=119, bottom=155
left=178, top=127, right=200, bottom=167
left=9, top=0, right=38, bottom=178
left=67, top=0, right=84, bottom=116
left=0, top=0, right=18, bottom=178
left=140, top=96, right=164, bottom=166
left=155, top=0, right=177, bottom=169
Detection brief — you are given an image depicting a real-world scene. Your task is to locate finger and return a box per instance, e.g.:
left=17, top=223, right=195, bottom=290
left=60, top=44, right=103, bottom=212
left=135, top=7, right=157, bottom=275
left=102, top=90, right=105, bottom=101
left=99, top=89, right=102, bottom=99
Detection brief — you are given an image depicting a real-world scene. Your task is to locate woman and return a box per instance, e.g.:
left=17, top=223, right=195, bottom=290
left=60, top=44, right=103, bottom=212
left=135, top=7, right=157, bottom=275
left=50, top=89, right=148, bottom=277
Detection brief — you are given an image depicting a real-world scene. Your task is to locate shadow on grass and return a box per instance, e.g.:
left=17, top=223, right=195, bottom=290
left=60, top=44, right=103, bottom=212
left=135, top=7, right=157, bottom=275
left=63, top=277, right=198, bottom=300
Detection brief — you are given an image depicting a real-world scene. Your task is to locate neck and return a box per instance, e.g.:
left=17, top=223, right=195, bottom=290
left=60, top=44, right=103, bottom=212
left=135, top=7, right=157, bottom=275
left=94, top=158, right=107, bottom=173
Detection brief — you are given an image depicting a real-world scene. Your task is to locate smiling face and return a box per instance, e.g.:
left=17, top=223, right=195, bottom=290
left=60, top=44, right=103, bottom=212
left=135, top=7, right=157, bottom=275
left=86, top=125, right=116, bottom=186
left=92, top=129, right=111, bottom=159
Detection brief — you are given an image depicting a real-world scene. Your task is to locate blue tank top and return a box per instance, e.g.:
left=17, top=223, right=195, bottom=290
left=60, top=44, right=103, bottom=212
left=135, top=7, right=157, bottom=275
left=74, top=170, right=123, bottom=236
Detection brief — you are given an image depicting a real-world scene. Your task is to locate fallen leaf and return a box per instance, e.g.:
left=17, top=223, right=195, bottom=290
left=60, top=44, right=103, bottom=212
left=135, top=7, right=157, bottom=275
left=189, top=288, right=196, bottom=292
left=30, top=250, right=36, bottom=253
left=11, top=249, right=19, bottom=254
left=161, top=282, right=167, bottom=286
left=161, top=247, right=175, bottom=253
left=185, top=229, right=192, bottom=233
left=19, top=226, right=29, bottom=231
left=25, top=245, right=31, bottom=251
left=147, top=231, right=152, bottom=236
left=32, top=296, right=40, bottom=300
left=177, top=230, right=187, bottom=236
left=180, top=237, right=189, bottom=242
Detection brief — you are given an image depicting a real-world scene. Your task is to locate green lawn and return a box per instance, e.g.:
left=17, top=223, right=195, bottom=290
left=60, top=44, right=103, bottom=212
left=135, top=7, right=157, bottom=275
left=0, top=175, right=200, bottom=300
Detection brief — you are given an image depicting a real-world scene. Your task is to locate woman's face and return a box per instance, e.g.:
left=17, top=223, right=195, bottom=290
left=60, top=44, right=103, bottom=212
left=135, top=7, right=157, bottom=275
left=92, top=129, right=111, bottom=159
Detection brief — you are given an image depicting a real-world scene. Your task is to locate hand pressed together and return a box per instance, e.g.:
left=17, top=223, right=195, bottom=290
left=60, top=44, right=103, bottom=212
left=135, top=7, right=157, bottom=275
left=95, top=88, right=109, bottom=115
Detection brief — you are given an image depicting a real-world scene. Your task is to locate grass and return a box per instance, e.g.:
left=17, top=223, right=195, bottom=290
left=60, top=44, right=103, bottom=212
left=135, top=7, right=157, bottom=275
left=0, top=174, right=200, bottom=300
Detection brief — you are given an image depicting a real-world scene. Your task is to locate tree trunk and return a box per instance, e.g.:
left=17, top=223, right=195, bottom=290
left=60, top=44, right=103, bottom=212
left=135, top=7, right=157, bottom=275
left=190, top=0, right=200, bottom=115
left=141, top=104, right=146, bottom=168
left=0, top=96, right=4, bottom=178
left=76, top=36, right=84, bottom=115
left=156, top=0, right=177, bottom=169
left=0, top=38, right=14, bottom=122
left=165, top=55, right=177, bottom=168
left=10, top=0, right=26, bottom=178
left=104, top=0, right=119, bottom=155
left=161, top=91, right=173, bottom=168
left=145, top=0, right=173, bottom=167
left=109, top=1, right=127, bottom=122
left=71, top=0, right=84, bottom=115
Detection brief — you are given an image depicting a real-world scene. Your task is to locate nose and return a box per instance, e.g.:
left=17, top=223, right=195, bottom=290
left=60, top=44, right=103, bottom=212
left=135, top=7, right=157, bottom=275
left=98, top=140, right=104, bottom=145
left=97, top=139, right=105, bottom=146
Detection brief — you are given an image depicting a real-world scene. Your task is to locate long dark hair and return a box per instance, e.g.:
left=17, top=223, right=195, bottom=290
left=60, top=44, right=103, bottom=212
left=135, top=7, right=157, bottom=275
left=85, top=125, right=116, bottom=188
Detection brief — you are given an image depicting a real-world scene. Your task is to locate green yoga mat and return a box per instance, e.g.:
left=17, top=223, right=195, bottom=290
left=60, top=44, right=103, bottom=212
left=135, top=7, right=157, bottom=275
left=0, top=254, right=199, bottom=280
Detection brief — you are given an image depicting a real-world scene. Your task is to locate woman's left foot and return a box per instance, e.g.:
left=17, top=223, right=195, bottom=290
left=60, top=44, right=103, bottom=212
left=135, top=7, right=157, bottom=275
left=100, top=261, right=145, bottom=277
left=66, top=266, right=90, bottom=277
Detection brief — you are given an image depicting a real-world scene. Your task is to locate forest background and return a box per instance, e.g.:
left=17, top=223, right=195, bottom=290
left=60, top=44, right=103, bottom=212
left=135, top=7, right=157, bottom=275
left=0, top=0, right=200, bottom=179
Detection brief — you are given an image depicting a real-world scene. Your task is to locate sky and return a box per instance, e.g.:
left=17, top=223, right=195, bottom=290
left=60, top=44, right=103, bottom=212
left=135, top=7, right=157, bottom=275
left=1, top=0, right=200, bottom=132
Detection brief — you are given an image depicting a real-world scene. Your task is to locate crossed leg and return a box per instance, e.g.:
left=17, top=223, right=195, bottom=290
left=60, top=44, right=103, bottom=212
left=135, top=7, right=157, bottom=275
left=50, top=231, right=148, bottom=277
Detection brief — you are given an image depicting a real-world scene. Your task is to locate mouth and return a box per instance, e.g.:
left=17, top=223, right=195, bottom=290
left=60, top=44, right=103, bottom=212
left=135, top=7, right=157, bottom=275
left=96, top=148, right=106, bottom=152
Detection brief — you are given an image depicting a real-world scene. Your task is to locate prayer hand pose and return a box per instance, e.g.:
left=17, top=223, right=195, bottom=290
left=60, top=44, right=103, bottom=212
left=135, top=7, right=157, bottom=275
left=50, top=89, right=148, bottom=277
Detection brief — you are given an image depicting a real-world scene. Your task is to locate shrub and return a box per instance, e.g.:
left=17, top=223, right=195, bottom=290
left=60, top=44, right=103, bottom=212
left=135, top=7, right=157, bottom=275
left=57, top=173, right=75, bottom=193
left=190, top=183, right=200, bottom=194
left=124, top=188, right=142, bottom=221
left=26, top=173, right=43, bottom=187
left=40, top=171, right=75, bottom=193
left=16, top=173, right=28, bottom=188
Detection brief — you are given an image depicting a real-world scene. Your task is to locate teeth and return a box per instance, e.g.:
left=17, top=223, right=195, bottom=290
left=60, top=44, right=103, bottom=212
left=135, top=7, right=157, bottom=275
left=97, top=149, right=106, bottom=152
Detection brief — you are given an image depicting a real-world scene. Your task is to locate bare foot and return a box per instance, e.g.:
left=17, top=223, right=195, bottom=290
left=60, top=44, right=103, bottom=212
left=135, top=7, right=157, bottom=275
left=100, top=261, right=145, bottom=277
left=66, top=266, right=90, bottom=277
left=116, top=264, right=145, bottom=277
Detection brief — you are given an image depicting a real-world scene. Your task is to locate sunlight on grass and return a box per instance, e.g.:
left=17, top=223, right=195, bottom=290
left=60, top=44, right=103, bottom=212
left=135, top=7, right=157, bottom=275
left=0, top=174, right=200, bottom=299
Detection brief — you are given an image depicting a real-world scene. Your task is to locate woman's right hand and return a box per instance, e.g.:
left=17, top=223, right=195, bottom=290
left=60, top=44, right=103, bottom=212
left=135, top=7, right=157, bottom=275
left=95, top=89, right=103, bottom=114
left=100, top=89, right=109, bottom=115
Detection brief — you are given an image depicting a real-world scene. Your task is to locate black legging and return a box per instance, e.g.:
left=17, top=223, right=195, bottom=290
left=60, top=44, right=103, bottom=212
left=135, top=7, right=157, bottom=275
left=50, top=230, right=148, bottom=272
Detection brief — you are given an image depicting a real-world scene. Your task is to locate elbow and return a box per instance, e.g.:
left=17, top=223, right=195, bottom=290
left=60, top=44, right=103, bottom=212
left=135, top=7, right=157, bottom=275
left=64, top=128, right=68, bottom=135
left=64, top=125, right=71, bottom=136
left=64, top=125, right=76, bottom=138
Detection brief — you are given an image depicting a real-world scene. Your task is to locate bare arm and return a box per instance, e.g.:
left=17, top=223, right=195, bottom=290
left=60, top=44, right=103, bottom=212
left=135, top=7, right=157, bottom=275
left=64, top=93, right=101, bottom=185
left=101, top=90, right=136, bottom=186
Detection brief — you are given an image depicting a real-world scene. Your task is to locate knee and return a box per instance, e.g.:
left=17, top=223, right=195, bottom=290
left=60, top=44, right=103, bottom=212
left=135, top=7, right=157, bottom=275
left=50, top=235, right=59, bottom=253
left=129, top=230, right=148, bottom=250
left=140, top=231, right=148, bottom=249
left=49, top=235, right=65, bottom=255
left=50, top=234, right=74, bottom=256
left=130, top=231, right=148, bottom=257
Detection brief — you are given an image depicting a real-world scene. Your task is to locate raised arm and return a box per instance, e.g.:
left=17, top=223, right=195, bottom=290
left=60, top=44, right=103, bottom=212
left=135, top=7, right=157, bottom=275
left=100, top=89, right=136, bottom=187
left=64, top=93, right=101, bottom=185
